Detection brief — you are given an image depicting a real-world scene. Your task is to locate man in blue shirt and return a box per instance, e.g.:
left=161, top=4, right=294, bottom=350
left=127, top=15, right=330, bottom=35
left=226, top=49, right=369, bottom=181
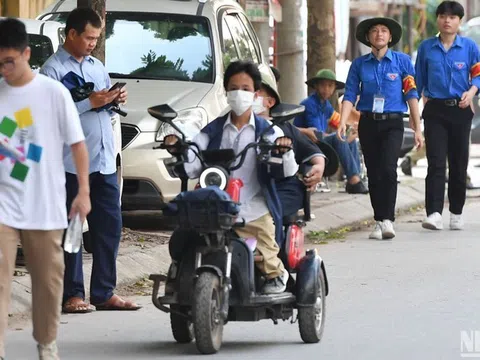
left=415, top=1, right=479, bottom=231
left=336, top=17, right=423, bottom=240
left=41, top=8, right=141, bottom=312
left=294, top=69, right=368, bottom=195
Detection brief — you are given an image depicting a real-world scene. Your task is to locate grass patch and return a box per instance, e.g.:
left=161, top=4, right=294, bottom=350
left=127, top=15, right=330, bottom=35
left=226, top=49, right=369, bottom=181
left=307, top=226, right=351, bottom=243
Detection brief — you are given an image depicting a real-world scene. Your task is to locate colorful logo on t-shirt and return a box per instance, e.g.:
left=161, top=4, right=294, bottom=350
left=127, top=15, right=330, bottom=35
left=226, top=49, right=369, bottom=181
left=455, top=62, right=466, bottom=70
left=0, top=107, right=42, bottom=182
left=387, top=73, right=399, bottom=81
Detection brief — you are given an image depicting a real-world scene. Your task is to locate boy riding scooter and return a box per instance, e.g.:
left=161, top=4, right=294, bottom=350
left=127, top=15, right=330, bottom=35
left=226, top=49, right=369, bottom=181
left=165, top=61, right=298, bottom=294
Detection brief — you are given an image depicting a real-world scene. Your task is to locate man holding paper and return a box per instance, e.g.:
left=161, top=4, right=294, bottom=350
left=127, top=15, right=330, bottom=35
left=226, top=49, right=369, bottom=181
left=0, top=18, right=90, bottom=360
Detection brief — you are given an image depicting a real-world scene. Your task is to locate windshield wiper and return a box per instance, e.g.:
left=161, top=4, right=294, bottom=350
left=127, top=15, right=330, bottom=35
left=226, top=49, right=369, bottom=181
left=109, top=72, right=158, bottom=80
left=109, top=72, right=189, bottom=81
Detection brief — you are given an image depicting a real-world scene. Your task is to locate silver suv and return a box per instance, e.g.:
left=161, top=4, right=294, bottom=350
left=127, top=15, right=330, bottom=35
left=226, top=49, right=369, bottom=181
left=38, top=0, right=276, bottom=210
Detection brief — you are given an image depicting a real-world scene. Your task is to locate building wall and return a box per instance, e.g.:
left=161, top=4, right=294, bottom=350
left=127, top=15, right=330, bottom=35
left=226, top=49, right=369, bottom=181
left=0, top=0, right=56, bottom=18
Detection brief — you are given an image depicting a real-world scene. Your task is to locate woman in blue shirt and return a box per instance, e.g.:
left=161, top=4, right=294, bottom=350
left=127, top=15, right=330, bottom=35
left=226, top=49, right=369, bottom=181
left=336, top=17, right=423, bottom=240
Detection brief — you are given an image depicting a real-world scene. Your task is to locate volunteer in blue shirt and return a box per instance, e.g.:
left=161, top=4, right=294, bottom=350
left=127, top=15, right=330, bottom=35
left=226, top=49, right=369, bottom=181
left=415, top=1, right=479, bottom=231
left=336, top=17, right=423, bottom=240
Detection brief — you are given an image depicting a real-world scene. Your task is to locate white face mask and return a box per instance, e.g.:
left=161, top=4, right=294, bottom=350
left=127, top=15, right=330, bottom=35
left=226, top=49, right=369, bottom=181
left=252, top=96, right=267, bottom=115
left=227, top=90, right=255, bottom=116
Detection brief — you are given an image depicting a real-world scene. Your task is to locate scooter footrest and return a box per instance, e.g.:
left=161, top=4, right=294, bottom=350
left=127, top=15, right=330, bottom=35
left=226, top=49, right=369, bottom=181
left=149, top=274, right=167, bottom=283
left=157, top=294, right=177, bottom=304
left=247, top=292, right=296, bottom=306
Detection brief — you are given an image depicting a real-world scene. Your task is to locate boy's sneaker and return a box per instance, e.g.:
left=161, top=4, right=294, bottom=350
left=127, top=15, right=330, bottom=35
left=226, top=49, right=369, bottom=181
left=450, top=213, right=464, bottom=230
left=315, top=181, right=331, bottom=193
left=369, top=222, right=383, bottom=240
left=381, top=220, right=396, bottom=239
left=38, top=341, right=60, bottom=360
left=422, top=212, right=443, bottom=230
left=262, top=269, right=289, bottom=294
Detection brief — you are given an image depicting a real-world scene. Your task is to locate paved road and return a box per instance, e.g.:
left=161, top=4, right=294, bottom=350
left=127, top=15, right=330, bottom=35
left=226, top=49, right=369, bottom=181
left=6, top=201, right=480, bottom=360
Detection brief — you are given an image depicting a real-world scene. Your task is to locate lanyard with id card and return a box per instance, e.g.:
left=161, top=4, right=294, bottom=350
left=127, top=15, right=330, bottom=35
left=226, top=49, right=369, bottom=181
left=372, top=62, right=386, bottom=115
left=373, top=93, right=385, bottom=113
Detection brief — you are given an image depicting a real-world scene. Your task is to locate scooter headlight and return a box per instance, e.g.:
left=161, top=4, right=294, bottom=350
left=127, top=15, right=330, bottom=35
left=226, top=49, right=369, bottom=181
left=199, top=167, right=228, bottom=190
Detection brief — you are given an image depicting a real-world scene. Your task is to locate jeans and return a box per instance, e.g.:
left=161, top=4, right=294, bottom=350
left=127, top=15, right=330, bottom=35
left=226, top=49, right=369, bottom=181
left=63, top=172, right=122, bottom=305
left=323, top=133, right=361, bottom=179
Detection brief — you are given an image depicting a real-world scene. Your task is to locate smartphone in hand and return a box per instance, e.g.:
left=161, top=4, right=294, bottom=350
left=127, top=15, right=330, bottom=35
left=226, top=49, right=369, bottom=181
left=108, top=82, right=126, bottom=92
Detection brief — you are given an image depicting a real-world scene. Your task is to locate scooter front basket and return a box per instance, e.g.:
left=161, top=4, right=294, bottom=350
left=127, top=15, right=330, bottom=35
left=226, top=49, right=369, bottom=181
left=170, top=187, right=240, bottom=233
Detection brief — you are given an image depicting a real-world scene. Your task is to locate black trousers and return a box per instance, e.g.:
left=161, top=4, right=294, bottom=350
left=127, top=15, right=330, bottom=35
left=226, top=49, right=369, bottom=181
left=358, top=115, right=404, bottom=221
left=423, top=101, right=473, bottom=216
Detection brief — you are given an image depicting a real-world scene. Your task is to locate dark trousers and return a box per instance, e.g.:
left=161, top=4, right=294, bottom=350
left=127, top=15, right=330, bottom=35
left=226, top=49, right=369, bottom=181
left=63, top=172, right=122, bottom=305
left=358, top=116, right=404, bottom=221
left=276, top=176, right=306, bottom=219
left=423, top=101, right=473, bottom=216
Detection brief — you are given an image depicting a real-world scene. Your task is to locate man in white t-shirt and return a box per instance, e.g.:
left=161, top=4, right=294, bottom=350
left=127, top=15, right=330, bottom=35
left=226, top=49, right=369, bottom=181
left=0, top=18, right=90, bottom=360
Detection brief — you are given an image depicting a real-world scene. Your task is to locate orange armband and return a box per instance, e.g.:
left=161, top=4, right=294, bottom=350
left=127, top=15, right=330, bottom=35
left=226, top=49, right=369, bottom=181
left=470, top=62, right=480, bottom=78
left=329, top=111, right=340, bottom=129
left=402, top=75, right=416, bottom=94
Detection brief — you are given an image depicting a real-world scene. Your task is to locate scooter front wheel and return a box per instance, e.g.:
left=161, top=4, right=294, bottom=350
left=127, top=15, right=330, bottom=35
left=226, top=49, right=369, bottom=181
left=193, top=272, right=224, bottom=354
left=298, top=269, right=326, bottom=343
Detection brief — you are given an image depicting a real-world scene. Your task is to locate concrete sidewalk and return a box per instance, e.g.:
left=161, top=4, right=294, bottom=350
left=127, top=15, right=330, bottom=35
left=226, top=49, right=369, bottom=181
left=9, top=176, right=426, bottom=318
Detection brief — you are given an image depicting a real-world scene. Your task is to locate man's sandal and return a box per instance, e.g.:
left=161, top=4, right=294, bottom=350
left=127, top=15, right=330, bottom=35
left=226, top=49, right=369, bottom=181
left=93, top=294, right=142, bottom=311
left=62, top=297, right=96, bottom=314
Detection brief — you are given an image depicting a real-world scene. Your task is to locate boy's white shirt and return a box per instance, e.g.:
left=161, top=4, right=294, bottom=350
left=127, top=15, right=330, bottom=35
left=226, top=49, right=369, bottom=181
left=184, top=111, right=298, bottom=223
left=0, top=74, right=85, bottom=230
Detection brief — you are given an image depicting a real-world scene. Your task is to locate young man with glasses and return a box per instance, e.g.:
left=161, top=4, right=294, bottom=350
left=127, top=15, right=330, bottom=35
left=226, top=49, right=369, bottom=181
left=0, top=18, right=90, bottom=360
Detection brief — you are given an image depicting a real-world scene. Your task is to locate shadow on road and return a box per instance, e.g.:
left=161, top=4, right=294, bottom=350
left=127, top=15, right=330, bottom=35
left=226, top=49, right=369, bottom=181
left=122, top=210, right=175, bottom=231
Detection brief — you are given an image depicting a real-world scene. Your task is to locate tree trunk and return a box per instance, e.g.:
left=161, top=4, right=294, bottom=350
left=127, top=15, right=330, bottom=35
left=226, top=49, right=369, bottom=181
left=307, top=0, right=336, bottom=107
left=276, top=0, right=307, bottom=104
left=78, top=0, right=106, bottom=64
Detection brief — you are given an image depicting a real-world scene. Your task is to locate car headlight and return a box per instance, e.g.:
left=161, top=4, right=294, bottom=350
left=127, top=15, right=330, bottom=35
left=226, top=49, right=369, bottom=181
left=199, top=167, right=228, bottom=190
left=155, top=107, right=207, bottom=142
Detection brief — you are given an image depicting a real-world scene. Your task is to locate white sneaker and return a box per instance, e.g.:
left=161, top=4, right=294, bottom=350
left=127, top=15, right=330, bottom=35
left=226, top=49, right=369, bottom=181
left=422, top=212, right=443, bottom=230
left=38, top=341, right=60, bottom=360
left=450, top=213, right=464, bottom=230
left=381, top=220, right=396, bottom=239
left=262, top=269, right=289, bottom=294
left=369, top=222, right=383, bottom=240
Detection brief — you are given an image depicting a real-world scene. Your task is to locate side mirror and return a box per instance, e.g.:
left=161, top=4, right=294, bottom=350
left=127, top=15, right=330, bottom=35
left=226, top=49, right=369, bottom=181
left=270, top=103, right=305, bottom=124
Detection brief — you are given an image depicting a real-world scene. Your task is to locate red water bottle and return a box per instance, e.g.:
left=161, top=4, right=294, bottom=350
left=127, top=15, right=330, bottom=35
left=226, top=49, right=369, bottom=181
left=226, top=178, right=243, bottom=203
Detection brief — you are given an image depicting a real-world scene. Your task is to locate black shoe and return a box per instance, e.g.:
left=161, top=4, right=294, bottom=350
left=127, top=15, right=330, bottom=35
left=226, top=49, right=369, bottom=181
left=400, top=157, right=412, bottom=176
left=346, top=181, right=369, bottom=194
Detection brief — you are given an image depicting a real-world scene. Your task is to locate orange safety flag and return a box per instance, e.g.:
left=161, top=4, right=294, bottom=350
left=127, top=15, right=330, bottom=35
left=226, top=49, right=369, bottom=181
left=470, top=62, right=480, bottom=78
left=329, top=111, right=340, bottom=129
left=402, top=75, right=416, bottom=94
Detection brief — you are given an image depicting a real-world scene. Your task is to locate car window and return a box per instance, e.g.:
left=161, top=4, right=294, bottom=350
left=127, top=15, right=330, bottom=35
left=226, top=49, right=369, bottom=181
left=221, top=18, right=240, bottom=68
left=223, top=14, right=259, bottom=63
left=46, top=12, right=214, bottom=83
left=237, top=13, right=262, bottom=63
left=29, top=34, right=54, bottom=71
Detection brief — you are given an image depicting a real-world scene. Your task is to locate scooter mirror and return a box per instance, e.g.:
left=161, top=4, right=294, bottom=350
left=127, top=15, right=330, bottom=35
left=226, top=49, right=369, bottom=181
left=148, top=104, right=186, bottom=141
left=148, top=104, right=178, bottom=123
left=270, top=103, right=305, bottom=124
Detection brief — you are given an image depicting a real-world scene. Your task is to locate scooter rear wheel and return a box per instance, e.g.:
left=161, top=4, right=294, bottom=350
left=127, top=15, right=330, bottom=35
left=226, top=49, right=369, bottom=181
left=298, top=269, right=326, bottom=343
left=193, top=272, right=224, bottom=354
left=170, top=305, right=194, bottom=343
